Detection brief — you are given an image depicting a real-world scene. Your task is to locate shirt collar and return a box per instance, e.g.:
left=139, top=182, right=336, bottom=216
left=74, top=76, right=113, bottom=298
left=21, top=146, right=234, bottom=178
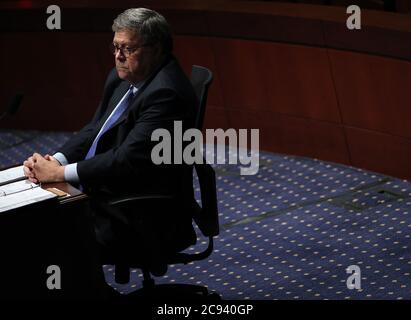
left=130, top=80, right=143, bottom=94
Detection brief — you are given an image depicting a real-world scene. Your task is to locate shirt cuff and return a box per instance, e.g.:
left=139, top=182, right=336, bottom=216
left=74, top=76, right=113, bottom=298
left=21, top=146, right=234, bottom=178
left=64, top=163, right=80, bottom=184
left=53, top=152, right=69, bottom=166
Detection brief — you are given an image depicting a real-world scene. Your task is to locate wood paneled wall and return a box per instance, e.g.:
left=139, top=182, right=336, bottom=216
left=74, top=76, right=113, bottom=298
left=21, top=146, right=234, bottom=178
left=1, top=1, right=410, bottom=178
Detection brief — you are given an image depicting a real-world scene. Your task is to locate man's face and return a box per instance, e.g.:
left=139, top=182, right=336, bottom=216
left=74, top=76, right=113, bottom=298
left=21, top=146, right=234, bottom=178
left=112, top=29, right=157, bottom=85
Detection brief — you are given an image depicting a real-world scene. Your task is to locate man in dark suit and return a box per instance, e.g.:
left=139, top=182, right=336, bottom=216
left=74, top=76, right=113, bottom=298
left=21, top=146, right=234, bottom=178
left=23, top=8, right=198, bottom=264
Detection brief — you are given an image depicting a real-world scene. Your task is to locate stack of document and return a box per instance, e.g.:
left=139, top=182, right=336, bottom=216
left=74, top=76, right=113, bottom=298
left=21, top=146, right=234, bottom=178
left=0, top=165, right=26, bottom=186
left=0, top=165, right=57, bottom=213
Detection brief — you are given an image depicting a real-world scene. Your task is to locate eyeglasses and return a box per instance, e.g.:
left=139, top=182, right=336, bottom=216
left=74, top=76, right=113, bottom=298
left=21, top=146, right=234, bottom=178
left=109, top=43, right=143, bottom=57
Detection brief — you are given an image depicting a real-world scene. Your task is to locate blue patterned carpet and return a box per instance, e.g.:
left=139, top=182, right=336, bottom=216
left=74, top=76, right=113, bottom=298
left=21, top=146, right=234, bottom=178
left=1, top=130, right=411, bottom=300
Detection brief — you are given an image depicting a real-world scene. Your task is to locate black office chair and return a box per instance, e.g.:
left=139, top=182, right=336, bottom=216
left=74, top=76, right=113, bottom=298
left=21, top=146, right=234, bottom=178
left=190, top=65, right=213, bottom=130
left=106, top=65, right=219, bottom=300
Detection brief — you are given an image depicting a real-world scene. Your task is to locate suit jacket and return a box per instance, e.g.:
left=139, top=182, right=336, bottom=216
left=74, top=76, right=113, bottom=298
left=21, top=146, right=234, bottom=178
left=59, top=55, right=198, bottom=252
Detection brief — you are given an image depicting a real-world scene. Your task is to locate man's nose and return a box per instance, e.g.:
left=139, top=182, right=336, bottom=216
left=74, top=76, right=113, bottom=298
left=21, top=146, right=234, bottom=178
left=115, top=50, right=126, bottom=61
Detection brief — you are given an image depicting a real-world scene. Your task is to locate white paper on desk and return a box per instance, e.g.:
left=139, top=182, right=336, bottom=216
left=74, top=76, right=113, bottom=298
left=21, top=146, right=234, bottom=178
left=0, top=165, right=26, bottom=185
left=0, top=180, right=39, bottom=196
left=0, top=187, right=57, bottom=213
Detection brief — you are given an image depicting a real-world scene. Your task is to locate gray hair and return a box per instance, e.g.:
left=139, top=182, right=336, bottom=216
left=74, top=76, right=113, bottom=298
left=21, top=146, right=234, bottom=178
left=112, top=8, right=173, bottom=54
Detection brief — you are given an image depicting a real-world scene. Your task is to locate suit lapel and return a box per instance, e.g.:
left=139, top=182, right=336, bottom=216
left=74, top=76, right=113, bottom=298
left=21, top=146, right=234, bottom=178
left=107, top=83, right=146, bottom=133
left=97, top=55, right=172, bottom=137
left=110, top=84, right=144, bottom=128
left=105, top=82, right=130, bottom=120
left=94, top=82, right=130, bottom=133
left=97, top=80, right=146, bottom=140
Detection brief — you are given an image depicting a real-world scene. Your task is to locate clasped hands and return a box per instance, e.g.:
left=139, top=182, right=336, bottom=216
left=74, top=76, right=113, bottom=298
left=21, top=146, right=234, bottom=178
left=23, top=153, right=65, bottom=184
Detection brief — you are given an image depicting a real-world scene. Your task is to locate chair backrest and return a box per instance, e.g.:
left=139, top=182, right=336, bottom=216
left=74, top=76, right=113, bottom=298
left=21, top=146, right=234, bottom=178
left=190, top=65, right=213, bottom=130
left=189, top=65, right=218, bottom=237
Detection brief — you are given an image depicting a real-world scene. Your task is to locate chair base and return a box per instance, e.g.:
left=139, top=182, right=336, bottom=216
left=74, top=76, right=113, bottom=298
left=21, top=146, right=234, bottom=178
left=126, top=283, right=221, bottom=301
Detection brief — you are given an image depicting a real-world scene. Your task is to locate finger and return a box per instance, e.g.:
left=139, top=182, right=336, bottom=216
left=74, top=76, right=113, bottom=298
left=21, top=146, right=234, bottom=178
left=44, top=154, right=57, bottom=163
left=23, top=166, right=31, bottom=177
left=24, top=167, right=34, bottom=177
left=28, top=177, right=39, bottom=184
left=33, top=153, right=43, bottom=161
left=24, top=166, right=35, bottom=178
left=33, top=154, right=46, bottom=164
left=27, top=156, right=36, bottom=164
left=23, top=160, right=34, bottom=169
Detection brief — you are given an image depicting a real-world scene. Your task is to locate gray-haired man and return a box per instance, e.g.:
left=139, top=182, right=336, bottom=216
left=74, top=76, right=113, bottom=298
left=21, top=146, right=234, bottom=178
left=23, top=8, right=198, bottom=288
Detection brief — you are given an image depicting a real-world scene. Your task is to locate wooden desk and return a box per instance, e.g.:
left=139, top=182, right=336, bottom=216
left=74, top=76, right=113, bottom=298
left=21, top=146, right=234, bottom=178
left=0, top=181, right=105, bottom=300
left=45, top=181, right=88, bottom=205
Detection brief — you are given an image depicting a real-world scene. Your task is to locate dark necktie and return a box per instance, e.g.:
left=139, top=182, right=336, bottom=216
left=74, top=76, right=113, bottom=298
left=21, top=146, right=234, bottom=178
left=85, top=86, right=136, bottom=160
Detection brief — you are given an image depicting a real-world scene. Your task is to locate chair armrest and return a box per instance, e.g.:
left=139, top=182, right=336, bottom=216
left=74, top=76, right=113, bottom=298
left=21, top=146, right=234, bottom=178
left=108, top=194, right=175, bottom=207
left=168, top=236, right=214, bottom=264
left=194, top=163, right=219, bottom=237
